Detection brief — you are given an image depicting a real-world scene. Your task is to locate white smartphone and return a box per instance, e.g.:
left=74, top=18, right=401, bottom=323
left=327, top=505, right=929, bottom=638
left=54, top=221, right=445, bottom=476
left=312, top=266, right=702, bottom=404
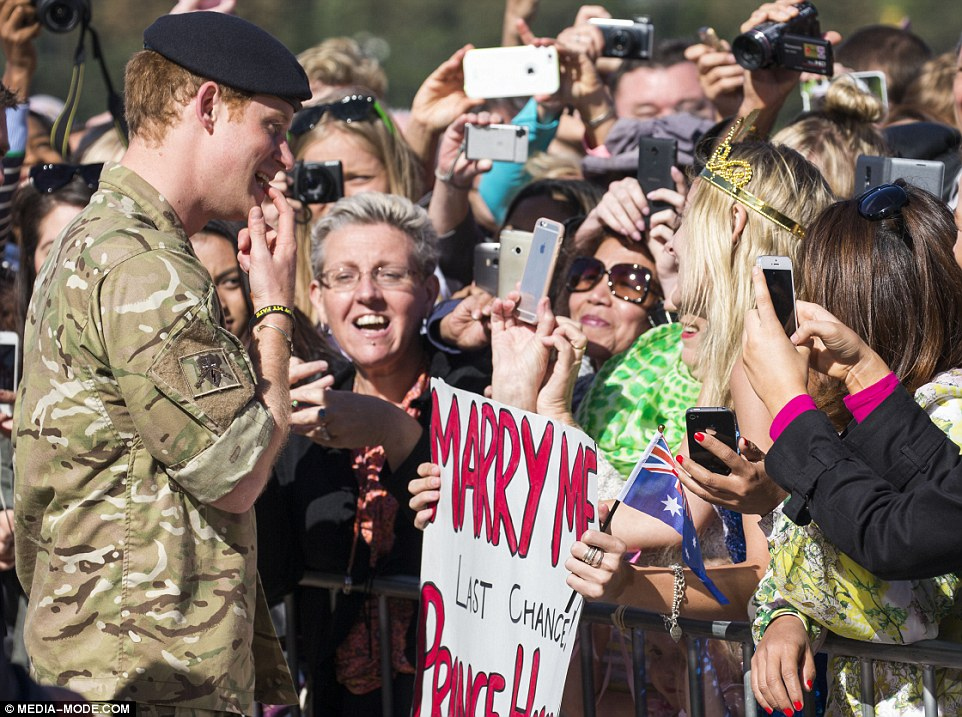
left=463, top=45, right=560, bottom=99
left=464, top=123, right=529, bottom=163
left=0, top=331, right=20, bottom=414
left=497, top=229, right=533, bottom=299
left=756, top=256, right=797, bottom=336
left=517, top=218, right=564, bottom=323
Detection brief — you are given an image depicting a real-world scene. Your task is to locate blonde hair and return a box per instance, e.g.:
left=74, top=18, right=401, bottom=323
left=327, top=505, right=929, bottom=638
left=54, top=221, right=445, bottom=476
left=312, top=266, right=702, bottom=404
left=891, top=52, right=958, bottom=128
left=773, top=75, right=888, bottom=197
left=683, top=142, right=835, bottom=407
left=297, top=38, right=387, bottom=99
left=124, top=50, right=250, bottom=144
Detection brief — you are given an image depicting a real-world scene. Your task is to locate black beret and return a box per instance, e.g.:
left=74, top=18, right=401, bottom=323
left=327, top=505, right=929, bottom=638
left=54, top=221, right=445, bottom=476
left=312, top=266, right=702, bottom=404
left=143, top=12, right=310, bottom=108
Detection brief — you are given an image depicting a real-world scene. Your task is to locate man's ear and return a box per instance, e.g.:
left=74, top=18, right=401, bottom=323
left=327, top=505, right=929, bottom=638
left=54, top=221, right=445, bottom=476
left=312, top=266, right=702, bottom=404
left=195, top=81, right=221, bottom=133
left=730, top=203, right=749, bottom=247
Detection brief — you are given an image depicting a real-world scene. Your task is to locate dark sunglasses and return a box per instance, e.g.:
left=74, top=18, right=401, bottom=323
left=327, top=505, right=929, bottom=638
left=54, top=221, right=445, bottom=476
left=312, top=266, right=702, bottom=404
left=566, top=256, right=655, bottom=304
left=857, top=182, right=909, bottom=221
left=29, top=163, right=104, bottom=194
left=289, top=94, right=396, bottom=137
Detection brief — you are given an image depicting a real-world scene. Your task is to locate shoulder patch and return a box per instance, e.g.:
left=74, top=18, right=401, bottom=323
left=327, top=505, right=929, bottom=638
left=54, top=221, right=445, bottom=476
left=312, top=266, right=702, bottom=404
left=180, top=349, right=242, bottom=397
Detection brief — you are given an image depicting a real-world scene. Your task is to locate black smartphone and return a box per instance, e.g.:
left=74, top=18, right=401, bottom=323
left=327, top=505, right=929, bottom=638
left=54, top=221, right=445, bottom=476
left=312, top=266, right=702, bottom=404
left=637, top=137, right=677, bottom=215
left=685, top=407, right=740, bottom=476
left=757, top=255, right=797, bottom=335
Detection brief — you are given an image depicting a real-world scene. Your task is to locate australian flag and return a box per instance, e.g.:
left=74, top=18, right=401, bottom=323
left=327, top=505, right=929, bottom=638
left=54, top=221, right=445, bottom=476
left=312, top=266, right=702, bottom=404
left=617, top=431, right=729, bottom=605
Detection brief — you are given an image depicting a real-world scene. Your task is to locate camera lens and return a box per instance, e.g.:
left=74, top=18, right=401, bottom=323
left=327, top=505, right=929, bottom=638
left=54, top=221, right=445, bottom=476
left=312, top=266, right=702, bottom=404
left=732, top=30, right=772, bottom=70
left=35, top=0, right=88, bottom=33
left=609, top=29, right=633, bottom=57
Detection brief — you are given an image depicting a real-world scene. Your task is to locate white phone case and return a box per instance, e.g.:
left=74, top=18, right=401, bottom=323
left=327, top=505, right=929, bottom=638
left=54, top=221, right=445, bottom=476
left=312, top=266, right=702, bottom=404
left=463, top=45, right=560, bottom=99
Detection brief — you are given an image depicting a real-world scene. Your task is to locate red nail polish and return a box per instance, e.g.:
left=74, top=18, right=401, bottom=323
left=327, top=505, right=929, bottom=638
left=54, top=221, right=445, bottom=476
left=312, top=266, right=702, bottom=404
left=795, top=701, right=804, bottom=710
left=806, top=679, right=813, bottom=690
left=784, top=709, right=794, bottom=717
left=676, top=455, right=685, bottom=465
left=693, top=431, right=705, bottom=442
left=763, top=709, right=773, bottom=716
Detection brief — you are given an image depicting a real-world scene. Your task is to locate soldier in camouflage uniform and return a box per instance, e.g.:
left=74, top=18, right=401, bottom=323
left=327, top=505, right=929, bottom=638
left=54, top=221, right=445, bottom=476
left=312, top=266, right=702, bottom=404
left=12, top=12, right=312, bottom=713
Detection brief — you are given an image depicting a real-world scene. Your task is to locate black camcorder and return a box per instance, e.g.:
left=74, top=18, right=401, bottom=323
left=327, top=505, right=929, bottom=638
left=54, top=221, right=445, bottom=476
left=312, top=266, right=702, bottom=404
left=589, top=17, right=654, bottom=60
left=289, top=160, right=344, bottom=205
left=732, top=1, right=832, bottom=76
left=33, top=0, right=90, bottom=33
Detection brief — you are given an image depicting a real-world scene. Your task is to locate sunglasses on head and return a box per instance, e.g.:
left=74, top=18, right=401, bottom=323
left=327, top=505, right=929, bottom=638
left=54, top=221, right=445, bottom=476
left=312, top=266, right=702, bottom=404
left=857, top=182, right=909, bottom=222
left=289, top=94, right=396, bottom=137
left=29, top=163, right=104, bottom=194
left=566, top=256, right=655, bottom=304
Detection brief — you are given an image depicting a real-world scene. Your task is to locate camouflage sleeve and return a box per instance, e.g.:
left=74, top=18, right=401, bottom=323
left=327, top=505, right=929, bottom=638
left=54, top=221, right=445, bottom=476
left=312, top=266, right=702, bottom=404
left=96, top=247, right=274, bottom=504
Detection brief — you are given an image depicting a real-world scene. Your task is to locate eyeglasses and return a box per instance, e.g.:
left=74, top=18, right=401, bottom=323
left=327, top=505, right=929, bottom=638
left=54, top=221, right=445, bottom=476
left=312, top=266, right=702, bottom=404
left=29, top=163, right=104, bottom=194
left=289, top=94, right=396, bottom=137
left=857, top=183, right=909, bottom=221
left=566, top=256, right=655, bottom=304
left=319, top=264, right=419, bottom=292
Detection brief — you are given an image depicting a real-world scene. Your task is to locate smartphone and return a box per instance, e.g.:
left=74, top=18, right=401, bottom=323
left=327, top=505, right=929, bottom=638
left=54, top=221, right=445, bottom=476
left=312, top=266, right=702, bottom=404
left=849, top=71, right=888, bottom=113
left=798, top=77, right=830, bottom=112
left=686, top=407, right=740, bottom=476
left=698, top=26, right=724, bottom=51
left=473, top=242, right=500, bottom=295
left=463, top=45, right=560, bottom=99
left=497, top=229, right=533, bottom=298
left=800, top=71, right=889, bottom=113
left=637, top=137, right=677, bottom=215
left=0, top=331, right=20, bottom=414
left=516, top=218, right=564, bottom=323
left=756, top=255, right=797, bottom=336
left=465, top=123, right=529, bottom=163
left=855, top=155, right=944, bottom=198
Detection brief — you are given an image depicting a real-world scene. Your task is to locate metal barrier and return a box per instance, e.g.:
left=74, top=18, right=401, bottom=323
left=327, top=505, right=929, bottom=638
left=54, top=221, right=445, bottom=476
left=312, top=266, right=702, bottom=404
left=285, top=572, right=962, bottom=717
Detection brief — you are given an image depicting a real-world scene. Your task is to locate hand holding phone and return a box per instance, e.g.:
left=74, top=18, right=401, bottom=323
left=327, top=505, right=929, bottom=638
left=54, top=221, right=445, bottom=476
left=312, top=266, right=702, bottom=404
left=685, top=407, right=740, bottom=476
left=637, top=137, right=678, bottom=215
left=756, top=255, right=797, bottom=336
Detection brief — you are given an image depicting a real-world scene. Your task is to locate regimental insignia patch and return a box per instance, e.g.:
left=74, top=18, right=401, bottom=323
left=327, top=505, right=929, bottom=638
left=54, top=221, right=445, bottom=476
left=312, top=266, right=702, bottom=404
left=180, top=349, right=241, bottom=397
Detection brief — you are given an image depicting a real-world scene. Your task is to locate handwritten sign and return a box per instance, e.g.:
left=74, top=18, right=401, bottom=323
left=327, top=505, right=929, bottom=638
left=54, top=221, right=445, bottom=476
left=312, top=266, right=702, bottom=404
left=413, top=379, right=599, bottom=717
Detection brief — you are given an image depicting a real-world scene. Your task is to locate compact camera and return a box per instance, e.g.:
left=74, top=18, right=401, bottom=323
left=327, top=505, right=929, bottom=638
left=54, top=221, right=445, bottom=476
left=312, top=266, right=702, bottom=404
left=33, top=0, right=90, bottom=33
left=464, top=123, right=529, bottom=164
left=289, top=160, right=344, bottom=205
left=589, top=17, right=654, bottom=60
left=732, top=1, right=832, bottom=76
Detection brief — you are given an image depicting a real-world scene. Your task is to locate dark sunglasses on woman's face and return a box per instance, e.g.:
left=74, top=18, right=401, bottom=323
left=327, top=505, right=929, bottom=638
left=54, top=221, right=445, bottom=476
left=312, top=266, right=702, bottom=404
left=29, top=163, right=104, bottom=194
left=566, top=256, right=654, bottom=304
left=289, top=94, right=396, bottom=137
left=857, top=182, right=909, bottom=221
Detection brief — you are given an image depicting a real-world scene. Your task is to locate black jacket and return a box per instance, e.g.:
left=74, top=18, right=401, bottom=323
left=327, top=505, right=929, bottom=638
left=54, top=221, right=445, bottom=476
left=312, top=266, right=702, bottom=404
left=768, top=384, right=962, bottom=581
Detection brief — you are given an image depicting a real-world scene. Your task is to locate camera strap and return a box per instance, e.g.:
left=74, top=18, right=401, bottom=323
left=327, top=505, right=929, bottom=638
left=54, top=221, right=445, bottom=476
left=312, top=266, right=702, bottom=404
left=50, top=19, right=128, bottom=159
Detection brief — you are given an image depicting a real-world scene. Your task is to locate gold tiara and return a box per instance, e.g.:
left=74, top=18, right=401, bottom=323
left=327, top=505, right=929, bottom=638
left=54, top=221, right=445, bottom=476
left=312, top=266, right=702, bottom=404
left=699, top=115, right=806, bottom=238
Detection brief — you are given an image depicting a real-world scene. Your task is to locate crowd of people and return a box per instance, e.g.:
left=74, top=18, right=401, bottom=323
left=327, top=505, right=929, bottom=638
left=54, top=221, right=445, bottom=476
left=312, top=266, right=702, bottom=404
left=0, top=0, right=961, bottom=715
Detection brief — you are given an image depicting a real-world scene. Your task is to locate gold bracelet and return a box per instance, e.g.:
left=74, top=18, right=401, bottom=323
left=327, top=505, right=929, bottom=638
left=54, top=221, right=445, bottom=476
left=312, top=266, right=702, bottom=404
left=254, top=322, right=293, bottom=355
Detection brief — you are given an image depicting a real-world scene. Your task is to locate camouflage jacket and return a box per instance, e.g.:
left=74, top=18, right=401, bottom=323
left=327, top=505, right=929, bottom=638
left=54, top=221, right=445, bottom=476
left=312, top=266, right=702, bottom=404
left=13, top=163, right=295, bottom=712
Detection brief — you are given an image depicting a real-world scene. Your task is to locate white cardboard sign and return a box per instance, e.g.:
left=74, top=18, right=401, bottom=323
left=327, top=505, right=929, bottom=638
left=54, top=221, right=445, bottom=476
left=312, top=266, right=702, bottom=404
left=413, top=379, right=599, bottom=717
